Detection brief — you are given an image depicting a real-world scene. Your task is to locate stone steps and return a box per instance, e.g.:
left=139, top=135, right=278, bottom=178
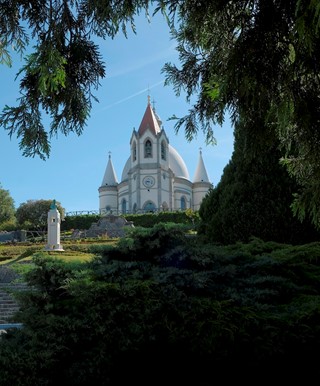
left=0, top=268, right=30, bottom=323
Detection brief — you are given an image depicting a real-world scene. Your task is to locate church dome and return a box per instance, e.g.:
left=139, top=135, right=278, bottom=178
left=168, top=145, right=190, bottom=179
left=120, top=144, right=189, bottom=181
left=121, top=157, right=131, bottom=181
left=99, top=98, right=212, bottom=214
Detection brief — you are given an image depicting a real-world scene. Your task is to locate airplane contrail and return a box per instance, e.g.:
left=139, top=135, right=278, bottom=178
left=98, top=80, right=165, bottom=111
left=106, top=42, right=177, bottom=79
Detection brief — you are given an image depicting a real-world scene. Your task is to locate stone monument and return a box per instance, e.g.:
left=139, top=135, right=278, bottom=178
left=44, top=200, right=64, bottom=251
left=71, top=214, right=134, bottom=239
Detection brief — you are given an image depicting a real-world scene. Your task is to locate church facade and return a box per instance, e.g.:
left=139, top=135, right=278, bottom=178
left=98, top=98, right=212, bottom=214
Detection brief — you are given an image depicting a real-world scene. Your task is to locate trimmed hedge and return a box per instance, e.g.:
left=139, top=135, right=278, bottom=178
left=61, top=211, right=199, bottom=231
left=61, top=214, right=101, bottom=231
left=124, top=210, right=199, bottom=228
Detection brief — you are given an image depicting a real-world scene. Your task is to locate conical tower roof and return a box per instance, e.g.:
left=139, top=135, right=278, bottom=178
left=193, top=148, right=210, bottom=183
left=138, top=96, right=161, bottom=136
left=101, top=153, right=118, bottom=186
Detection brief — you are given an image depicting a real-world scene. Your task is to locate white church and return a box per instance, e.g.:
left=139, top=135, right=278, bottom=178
left=98, top=97, right=212, bottom=214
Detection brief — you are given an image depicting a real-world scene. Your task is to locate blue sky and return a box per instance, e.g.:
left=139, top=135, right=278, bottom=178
left=0, top=10, right=234, bottom=214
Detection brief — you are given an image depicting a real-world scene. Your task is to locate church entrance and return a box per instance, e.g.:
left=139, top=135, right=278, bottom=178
left=143, top=201, right=156, bottom=213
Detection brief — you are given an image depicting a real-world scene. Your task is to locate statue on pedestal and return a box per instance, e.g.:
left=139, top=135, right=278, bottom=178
left=44, top=199, right=64, bottom=251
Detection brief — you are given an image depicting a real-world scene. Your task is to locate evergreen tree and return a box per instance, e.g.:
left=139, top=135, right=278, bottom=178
left=162, top=0, right=320, bottom=228
left=198, top=119, right=320, bottom=245
left=2, top=1, right=320, bottom=226
left=0, top=0, right=151, bottom=159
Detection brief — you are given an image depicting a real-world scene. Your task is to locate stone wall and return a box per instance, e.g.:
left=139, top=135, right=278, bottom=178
left=71, top=215, right=134, bottom=239
left=0, top=231, right=26, bottom=243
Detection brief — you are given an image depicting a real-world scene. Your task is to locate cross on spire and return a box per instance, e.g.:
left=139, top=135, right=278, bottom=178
left=152, top=98, right=156, bottom=111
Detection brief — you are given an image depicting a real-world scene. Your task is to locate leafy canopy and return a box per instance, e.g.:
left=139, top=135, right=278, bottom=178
left=160, top=0, right=320, bottom=228
left=2, top=1, right=320, bottom=226
left=0, top=0, right=151, bottom=159
left=0, top=183, right=15, bottom=224
left=15, top=199, right=64, bottom=229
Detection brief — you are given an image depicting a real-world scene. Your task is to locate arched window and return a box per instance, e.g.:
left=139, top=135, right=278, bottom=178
left=180, top=196, right=186, bottom=210
left=143, top=201, right=156, bottom=213
left=133, top=203, right=137, bottom=213
left=121, top=199, right=127, bottom=214
left=145, top=139, right=152, bottom=158
left=132, top=142, right=137, bottom=161
left=161, top=140, right=166, bottom=160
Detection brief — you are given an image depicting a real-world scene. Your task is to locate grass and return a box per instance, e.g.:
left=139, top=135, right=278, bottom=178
left=0, top=238, right=119, bottom=266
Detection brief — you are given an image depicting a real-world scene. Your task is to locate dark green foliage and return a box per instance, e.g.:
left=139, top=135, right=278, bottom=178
left=15, top=199, right=64, bottom=229
left=198, top=121, right=320, bottom=245
left=0, top=0, right=151, bottom=159
left=61, top=211, right=198, bottom=232
left=0, top=184, right=15, bottom=225
left=1, top=227, right=320, bottom=383
left=2, top=0, right=320, bottom=227
left=61, top=214, right=101, bottom=231
left=124, top=210, right=199, bottom=228
left=160, top=0, right=320, bottom=228
left=90, top=222, right=189, bottom=267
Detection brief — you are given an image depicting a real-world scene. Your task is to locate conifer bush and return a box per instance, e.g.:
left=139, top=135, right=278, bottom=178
left=0, top=228, right=320, bottom=384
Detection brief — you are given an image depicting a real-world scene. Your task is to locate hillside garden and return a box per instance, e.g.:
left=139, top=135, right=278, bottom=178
left=1, top=0, right=320, bottom=384
left=0, top=222, right=320, bottom=384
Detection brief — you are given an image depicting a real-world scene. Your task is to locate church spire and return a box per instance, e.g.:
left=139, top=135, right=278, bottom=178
left=151, top=97, right=162, bottom=128
left=193, top=148, right=210, bottom=183
left=138, top=96, right=161, bottom=136
left=101, top=152, right=118, bottom=186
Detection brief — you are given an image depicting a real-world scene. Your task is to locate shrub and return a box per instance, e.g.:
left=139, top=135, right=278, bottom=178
left=1, top=235, right=320, bottom=384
